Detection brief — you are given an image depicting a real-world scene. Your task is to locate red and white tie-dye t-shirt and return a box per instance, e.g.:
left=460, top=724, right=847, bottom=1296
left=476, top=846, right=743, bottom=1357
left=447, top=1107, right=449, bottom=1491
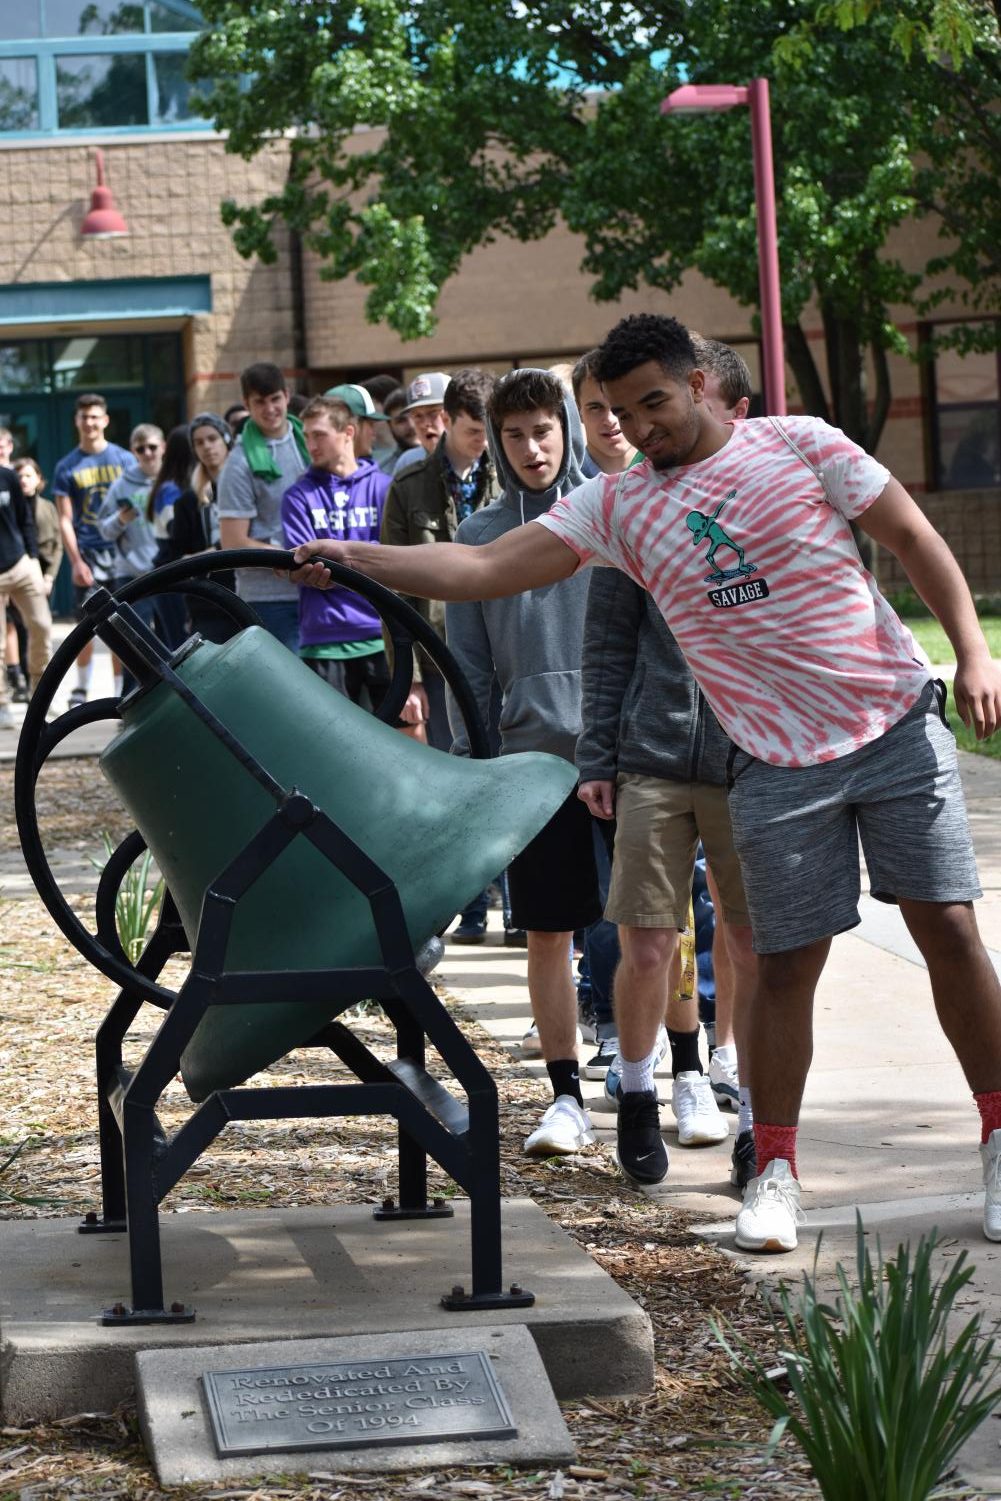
left=537, top=416, right=931, bottom=767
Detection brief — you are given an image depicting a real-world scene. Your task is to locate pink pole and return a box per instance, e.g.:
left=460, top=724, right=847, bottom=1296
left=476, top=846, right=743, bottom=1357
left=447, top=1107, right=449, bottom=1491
left=748, top=78, right=786, bottom=415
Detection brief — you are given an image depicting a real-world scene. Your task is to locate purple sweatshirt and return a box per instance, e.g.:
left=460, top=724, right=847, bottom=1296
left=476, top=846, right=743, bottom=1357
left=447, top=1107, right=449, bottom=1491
left=281, top=459, right=391, bottom=647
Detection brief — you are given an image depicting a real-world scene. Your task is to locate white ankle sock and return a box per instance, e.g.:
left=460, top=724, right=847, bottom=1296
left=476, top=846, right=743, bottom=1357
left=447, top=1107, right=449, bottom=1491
left=76, top=661, right=93, bottom=692
left=620, top=1041, right=662, bottom=1095
left=737, top=1086, right=754, bottom=1135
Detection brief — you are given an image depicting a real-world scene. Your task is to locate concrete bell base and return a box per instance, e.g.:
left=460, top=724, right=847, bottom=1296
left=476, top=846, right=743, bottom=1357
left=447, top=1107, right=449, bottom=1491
left=0, top=1198, right=653, bottom=1425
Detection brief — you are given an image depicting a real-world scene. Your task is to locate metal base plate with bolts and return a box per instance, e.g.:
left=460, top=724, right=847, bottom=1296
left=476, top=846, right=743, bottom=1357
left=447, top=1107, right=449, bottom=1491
left=373, top=1196, right=455, bottom=1221
left=78, top=1213, right=127, bottom=1235
left=440, top=1284, right=535, bottom=1312
left=102, top=1301, right=197, bottom=1327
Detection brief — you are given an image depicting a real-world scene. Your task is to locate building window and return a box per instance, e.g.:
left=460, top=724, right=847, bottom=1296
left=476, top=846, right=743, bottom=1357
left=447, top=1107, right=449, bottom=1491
left=929, top=320, right=1001, bottom=491
left=56, top=52, right=148, bottom=127
left=0, top=1, right=203, bottom=137
left=0, top=57, right=39, bottom=130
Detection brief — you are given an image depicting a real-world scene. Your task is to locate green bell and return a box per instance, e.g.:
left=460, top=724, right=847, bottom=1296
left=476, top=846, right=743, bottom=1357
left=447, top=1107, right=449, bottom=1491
left=99, top=627, right=576, bottom=1101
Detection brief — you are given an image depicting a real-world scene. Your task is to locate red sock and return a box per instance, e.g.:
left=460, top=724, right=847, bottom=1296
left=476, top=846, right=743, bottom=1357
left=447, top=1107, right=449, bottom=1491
left=754, top=1123, right=798, bottom=1180
left=974, top=1091, right=1001, bottom=1144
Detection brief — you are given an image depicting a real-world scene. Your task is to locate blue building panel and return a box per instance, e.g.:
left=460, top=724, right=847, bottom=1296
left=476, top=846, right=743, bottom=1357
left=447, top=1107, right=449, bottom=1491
left=0, top=274, right=212, bottom=325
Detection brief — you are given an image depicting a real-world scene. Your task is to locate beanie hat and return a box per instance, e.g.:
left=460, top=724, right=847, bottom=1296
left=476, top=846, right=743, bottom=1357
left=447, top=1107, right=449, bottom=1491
left=188, top=412, right=233, bottom=448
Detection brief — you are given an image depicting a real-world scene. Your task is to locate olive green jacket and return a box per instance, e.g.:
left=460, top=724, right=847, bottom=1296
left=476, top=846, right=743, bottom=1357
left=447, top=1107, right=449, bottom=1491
left=380, top=438, right=499, bottom=678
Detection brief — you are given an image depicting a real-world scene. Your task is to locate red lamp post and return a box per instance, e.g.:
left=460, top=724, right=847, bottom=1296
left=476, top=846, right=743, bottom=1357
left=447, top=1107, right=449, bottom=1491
left=661, top=79, right=785, bottom=416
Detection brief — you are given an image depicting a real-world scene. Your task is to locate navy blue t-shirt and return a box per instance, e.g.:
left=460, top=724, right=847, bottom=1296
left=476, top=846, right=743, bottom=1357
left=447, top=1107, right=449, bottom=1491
left=53, top=442, right=130, bottom=555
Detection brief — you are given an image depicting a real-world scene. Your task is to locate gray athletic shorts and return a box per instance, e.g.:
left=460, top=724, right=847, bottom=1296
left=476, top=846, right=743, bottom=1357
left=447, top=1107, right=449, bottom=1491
left=727, top=680, right=981, bottom=954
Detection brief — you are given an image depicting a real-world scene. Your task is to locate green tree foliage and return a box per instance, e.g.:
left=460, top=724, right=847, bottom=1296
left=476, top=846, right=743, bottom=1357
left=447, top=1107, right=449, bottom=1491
left=776, top=0, right=1000, bottom=65
left=188, top=0, right=1001, bottom=448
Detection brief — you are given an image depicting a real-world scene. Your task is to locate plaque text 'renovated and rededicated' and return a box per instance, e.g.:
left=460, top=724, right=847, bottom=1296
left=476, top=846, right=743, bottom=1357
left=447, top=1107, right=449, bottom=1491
left=202, top=1351, right=517, bottom=1458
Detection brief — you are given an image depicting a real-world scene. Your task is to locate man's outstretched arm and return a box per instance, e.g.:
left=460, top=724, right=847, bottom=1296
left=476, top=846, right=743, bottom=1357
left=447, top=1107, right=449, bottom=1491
left=858, top=477, right=1001, bottom=738
left=289, top=520, right=581, bottom=601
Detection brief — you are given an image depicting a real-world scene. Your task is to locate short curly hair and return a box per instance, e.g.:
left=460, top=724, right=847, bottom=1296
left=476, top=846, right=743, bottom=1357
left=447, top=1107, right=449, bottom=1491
left=594, top=315, right=697, bottom=387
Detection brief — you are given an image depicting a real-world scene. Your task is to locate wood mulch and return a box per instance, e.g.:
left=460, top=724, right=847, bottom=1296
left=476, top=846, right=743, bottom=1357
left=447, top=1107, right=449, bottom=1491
left=0, top=761, right=827, bottom=1500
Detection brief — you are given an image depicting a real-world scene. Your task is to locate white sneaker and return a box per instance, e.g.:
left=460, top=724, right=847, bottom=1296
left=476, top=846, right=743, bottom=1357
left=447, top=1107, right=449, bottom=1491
left=0, top=704, right=15, bottom=731
left=735, top=1159, right=803, bottom=1253
left=981, top=1130, right=1001, bottom=1241
left=523, top=1096, right=594, bottom=1157
left=520, top=1023, right=543, bottom=1057
left=672, top=1071, right=729, bottom=1145
left=708, top=1046, right=739, bottom=1111
left=520, top=1023, right=582, bottom=1059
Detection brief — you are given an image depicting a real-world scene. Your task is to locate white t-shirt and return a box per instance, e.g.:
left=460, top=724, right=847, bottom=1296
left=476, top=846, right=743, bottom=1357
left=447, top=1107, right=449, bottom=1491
left=537, top=416, right=931, bottom=767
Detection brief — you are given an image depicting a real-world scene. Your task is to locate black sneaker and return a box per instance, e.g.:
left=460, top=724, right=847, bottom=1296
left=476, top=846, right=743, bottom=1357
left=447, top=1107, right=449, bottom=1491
left=730, top=1128, right=757, bottom=1193
left=503, top=927, right=528, bottom=948
left=583, top=1030, right=619, bottom=1081
left=616, top=1090, right=668, bottom=1185
left=450, top=919, right=487, bottom=944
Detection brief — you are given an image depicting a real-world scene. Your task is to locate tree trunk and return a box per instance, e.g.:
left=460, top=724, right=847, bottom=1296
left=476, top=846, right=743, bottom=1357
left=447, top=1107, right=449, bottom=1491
left=824, top=307, right=868, bottom=447
left=864, top=336, right=891, bottom=454
left=783, top=321, right=829, bottom=422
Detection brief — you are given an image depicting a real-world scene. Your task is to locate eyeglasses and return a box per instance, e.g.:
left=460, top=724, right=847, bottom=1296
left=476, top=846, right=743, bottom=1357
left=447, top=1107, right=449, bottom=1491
left=134, top=444, right=162, bottom=454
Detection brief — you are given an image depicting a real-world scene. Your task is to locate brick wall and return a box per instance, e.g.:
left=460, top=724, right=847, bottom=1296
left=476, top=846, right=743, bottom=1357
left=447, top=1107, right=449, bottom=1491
left=0, top=137, right=298, bottom=416
left=878, top=488, right=1001, bottom=596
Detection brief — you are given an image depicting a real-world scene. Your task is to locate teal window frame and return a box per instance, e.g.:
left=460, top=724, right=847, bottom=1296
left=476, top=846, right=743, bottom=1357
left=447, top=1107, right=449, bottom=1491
left=1, top=2, right=206, bottom=139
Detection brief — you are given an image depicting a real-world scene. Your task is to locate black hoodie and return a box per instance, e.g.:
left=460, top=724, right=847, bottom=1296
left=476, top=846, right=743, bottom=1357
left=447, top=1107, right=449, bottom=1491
left=0, top=465, right=38, bottom=573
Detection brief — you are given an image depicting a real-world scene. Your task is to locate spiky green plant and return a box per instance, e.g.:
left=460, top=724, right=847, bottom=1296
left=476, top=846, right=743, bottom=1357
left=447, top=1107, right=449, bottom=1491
left=90, top=831, right=165, bottom=964
left=715, top=1217, right=1001, bottom=1501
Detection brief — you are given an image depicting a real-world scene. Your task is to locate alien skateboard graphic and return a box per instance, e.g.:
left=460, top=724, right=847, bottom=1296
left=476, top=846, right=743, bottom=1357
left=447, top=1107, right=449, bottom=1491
left=687, top=491, right=769, bottom=606
left=704, top=563, right=758, bottom=584
left=686, top=492, right=750, bottom=570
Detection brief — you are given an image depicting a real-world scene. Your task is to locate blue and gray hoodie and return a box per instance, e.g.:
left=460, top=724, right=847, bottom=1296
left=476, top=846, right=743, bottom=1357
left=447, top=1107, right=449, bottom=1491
left=446, top=375, right=590, bottom=762
left=97, top=460, right=158, bottom=578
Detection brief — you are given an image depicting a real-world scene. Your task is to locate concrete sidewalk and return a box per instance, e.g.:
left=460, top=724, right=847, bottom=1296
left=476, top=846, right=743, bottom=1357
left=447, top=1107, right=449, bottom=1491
left=435, top=749, right=1001, bottom=1497
left=0, top=619, right=118, bottom=762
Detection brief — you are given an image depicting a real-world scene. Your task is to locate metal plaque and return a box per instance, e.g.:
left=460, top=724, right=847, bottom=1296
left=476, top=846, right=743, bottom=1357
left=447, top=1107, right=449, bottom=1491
left=202, top=1350, right=517, bottom=1458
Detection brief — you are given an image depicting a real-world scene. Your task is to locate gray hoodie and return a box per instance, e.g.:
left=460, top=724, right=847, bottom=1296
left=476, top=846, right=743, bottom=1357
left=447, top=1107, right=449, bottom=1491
left=576, top=565, right=732, bottom=787
left=97, top=461, right=158, bottom=578
left=446, top=375, right=590, bottom=762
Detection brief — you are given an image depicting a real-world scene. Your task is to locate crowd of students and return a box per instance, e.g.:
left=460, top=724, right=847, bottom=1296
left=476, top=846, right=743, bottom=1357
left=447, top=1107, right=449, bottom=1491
left=3, top=311, right=1000, bottom=1260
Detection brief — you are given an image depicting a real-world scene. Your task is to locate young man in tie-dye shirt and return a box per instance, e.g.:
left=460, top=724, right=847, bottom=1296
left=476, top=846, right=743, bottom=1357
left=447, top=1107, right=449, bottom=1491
left=289, top=313, right=1001, bottom=1257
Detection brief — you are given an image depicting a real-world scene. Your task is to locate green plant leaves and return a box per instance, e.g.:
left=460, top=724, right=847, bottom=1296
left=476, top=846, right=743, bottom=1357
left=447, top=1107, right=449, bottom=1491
left=89, top=831, right=165, bottom=965
left=715, top=1216, right=1001, bottom=1501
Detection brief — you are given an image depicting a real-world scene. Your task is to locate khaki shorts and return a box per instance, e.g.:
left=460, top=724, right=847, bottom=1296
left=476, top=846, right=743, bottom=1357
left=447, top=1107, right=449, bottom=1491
left=606, top=773, right=749, bottom=929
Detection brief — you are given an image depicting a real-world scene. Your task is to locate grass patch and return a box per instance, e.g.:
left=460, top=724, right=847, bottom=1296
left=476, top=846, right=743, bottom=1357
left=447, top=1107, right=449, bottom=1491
left=900, top=618, right=1001, bottom=761
left=946, top=683, right=1001, bottom=760
left=906, top=616, right=1001, bottom=664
